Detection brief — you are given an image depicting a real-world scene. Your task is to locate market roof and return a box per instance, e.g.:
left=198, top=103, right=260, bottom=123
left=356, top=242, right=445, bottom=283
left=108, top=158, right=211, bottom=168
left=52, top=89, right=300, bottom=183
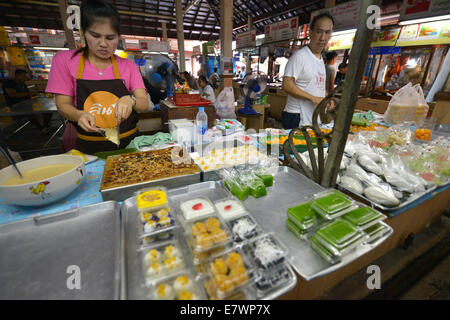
left=1, top=0, right=402, bottom=41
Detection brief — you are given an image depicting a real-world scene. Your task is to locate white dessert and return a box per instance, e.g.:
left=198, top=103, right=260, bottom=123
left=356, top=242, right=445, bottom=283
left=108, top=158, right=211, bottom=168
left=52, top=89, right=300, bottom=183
left=153, top=284, right=175, bottom=300
left=215, top=199, right=246, bottom=221
left=180, top=198, right=215, bottom=221
left=144, top=249, right=161, bottom=266
left=173, top=275, right=194, bottom=292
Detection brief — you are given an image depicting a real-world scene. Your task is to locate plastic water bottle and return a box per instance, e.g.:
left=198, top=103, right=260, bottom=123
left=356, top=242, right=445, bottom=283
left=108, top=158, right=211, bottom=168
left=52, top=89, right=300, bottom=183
left=195, top=107, right=208, bottom=144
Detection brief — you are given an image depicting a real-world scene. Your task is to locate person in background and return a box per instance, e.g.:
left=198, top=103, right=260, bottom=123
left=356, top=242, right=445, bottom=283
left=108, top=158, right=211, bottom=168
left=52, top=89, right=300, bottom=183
left=198, top=75, right=215, bottom=104
left=143, top=73, right=167, bottom=110
left=334, top=62, right=348, bottom=86
left=325, top=51, right=337, bottom=95
left=239, top=67, right=246, bottom=79
left=183, top=71, right=198, bottom=90
left=209, top=67, right=220, bottom=89
left=3, top=69, right=52, bottom=133
left=45, top=0, right=149, bottom=154
left=281, top=12, right=335, bottom=129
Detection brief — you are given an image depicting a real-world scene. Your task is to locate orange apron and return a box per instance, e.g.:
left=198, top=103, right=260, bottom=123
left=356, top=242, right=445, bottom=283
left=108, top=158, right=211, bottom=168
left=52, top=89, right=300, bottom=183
left=74, top=54, right=138, bottom=154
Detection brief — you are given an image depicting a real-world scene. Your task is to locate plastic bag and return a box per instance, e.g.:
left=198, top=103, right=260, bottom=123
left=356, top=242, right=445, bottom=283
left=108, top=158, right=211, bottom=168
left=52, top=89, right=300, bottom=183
left=214, top=87, right=236, bottom=119
left=383, top=82, right=429, bottom=125
left=62, top=122, right=77, bottom=152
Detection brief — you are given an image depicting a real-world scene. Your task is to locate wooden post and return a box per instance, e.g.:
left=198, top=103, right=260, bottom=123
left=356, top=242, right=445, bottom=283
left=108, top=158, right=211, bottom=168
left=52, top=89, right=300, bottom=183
left=325, top=0, right=336, bottom=8
left=220, top=0, right=233, bottom=88
left=246, top=15, right=253, bottom=74
left=175, top=0, right=186, bottom=72
left=161, top=22, right=168, bottom=42
left=57, top=0, right=76, bottom=49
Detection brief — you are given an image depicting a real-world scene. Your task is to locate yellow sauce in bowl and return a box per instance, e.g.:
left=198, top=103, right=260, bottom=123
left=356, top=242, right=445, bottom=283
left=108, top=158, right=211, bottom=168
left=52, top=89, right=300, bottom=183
left=2, top=164, right=77, bottom=186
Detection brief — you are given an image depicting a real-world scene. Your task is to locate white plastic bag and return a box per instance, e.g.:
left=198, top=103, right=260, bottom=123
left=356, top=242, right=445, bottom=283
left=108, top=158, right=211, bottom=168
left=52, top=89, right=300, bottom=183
left=215, top=87, right=236, bottom=119
left=383, top=82, right=429, bottom=125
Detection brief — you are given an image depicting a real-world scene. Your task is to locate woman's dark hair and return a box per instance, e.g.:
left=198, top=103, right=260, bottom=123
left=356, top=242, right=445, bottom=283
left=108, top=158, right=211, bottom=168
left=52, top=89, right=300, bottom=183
left=183, top=71, right=192, bottom=81
left=310, top=12, right=335, bottom=31
left=198, top=75, right=208, bottom=83
left=73, top=0, right=120, bottom=58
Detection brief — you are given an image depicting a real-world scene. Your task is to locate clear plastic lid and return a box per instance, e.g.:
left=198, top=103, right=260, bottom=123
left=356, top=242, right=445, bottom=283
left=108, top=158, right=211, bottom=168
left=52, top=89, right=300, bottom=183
left=311, top=189, right=354, bottom=218
left=140, top=230, right=177, bottom=247
left=147, top=268, right=205, bottom=300
left=315, top=219, right=366, bottom=254
left=205, top=248, right=255, bottom=300
left=363, top=221, right=391, bottom=244
left=253, top=263, right=295, bottom=298
left=141, top=239, right=188, bottom=285
left=342, top=206, right=386, bottom=229
left=214, top=198, right=247, bottom=221
left=227, top=214, right=263, bottom=243
left=286, top=218, right=310, bottom=239
left=136, top=187, right=169, bottom=212
left=286, top=201, right=318, bottom=230
left=202, top=277, right=250, bottom=300
left=138, top=206, right=178, bottom=240
left=179, top=197, right=215, bottom=221
left=242, top=233, right=290, bottom=274
left=310, top=234, right=342, bottom=264
left=186, top=214, right=232, bottom=253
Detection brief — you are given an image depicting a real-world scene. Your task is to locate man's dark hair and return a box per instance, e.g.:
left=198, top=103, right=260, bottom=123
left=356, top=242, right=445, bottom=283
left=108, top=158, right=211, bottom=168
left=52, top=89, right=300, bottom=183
left=325, top=51, right=338, bottom=63
left=213, top=67, right=218, bottom=72
left=310, top=12, right=335, bottom=31
left=198, top=75, right=208, bottom=83
left=15, top=69, right=27, bottom=76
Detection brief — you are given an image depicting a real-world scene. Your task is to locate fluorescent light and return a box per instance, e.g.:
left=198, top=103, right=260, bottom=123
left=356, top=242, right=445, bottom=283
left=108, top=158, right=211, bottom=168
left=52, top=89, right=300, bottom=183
left=332, top=29, right=356, bottom=36
left=399, top=15, right=450, bottom=25
left=33, top=47, right=69, bottom=50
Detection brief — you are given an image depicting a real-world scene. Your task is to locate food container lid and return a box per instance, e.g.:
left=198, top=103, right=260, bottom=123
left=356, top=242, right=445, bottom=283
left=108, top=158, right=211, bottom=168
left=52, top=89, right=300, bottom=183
left=363, top=221, right=391, bottom=244
left=205, top=248, right=255, bottom=300
left=136, top=187, right=168, bottom=211
left=180, top=197, right=216, bottom=221
left=342, top=206, right=386, bottom=228
left=138, top=206, right=178, bottom=239
left=202, top=276, right=251, bottom=300
left=242, top=233, right=290, bottom=274
left=214, top=198, right=247, bottom=221
left=315, top=219, right=365, bottom=250
left=310, top=234, right=342, bottom=264
left=286, top=201, right=318, bottom=230
left=140, top=239, right=188, bottom=285
left=186, top=213, right=232, bottom=253
left=227, top=214, right=263, bottom=243
left=286, top=218, right=309, bottom=239
left=253, top=263, right=295, bottom=298
left=311, top=189, right=354, bottom=216
left=147, top=268, right=205, bottom=300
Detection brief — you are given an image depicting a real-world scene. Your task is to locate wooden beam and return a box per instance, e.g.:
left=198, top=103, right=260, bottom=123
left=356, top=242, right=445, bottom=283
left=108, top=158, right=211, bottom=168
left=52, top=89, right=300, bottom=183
left=220, top=0, right=234, bottom=88
left=57, top=0, right=76, bottom=49
left=325, top=0, right=336, bottom=8
left=175, top=0, right=185, bottom=72
left=205, top=0, right=220, bottom=24
left=161, top=22, right=168, bottom=41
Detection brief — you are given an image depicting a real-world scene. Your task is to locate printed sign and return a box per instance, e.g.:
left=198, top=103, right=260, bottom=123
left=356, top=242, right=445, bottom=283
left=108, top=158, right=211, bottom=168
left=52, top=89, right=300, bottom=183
left=310, top=0, right=361, bottom=31
left=264, top=17, right=299, bottom=43
left=400, top=0, right=450, bottom=22
left=236, top=30, right=256, bottom=49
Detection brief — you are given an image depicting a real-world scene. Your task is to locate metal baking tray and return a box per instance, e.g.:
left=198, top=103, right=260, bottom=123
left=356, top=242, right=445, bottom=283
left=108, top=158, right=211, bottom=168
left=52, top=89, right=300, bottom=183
left=337, top=184, right=438, bottom=212
left=241, top=166, right=394, bottom=281
left=0, top=201, right=121, bottom=300
left=101, top=171, right=201, bottom=202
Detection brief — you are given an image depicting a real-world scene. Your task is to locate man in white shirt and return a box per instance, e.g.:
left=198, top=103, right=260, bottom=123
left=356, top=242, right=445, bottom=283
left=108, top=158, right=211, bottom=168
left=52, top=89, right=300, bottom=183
left=198, top=75, right=216, bottom=104
left=282, top=12, right=335, bottom=129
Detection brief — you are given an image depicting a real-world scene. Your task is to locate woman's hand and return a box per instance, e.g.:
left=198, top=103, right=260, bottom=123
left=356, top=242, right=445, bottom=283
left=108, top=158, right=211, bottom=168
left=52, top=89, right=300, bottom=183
left=115, top=95, right=134, bottom=124
left=77, top=112, right=100, bottom=132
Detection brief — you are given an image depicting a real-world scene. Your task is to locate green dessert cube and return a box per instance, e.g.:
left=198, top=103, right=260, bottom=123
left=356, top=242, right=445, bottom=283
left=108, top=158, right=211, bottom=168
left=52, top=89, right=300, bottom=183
left=363, top=222, right=388, bottom=243
left=287, top=202, right=318, bottom=230
left=254, top=168, right=274, bottom=187
left=286, top=218, right=308, bottom=238
left=224, top=178, right=249, bottom=201
left=311, top=191, right=353, bottom=217
left=342, top=207, right=383, bottom=227
left=310, top=235, right=341, bottom=264
left=315, top=219, right=362, bottom=250
left=239, top=174, right=267, bottom=198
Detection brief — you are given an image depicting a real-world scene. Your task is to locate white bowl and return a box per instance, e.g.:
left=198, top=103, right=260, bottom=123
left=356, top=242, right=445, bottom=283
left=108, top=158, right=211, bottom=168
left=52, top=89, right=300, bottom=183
left=0, top=155, right=85, bottom=206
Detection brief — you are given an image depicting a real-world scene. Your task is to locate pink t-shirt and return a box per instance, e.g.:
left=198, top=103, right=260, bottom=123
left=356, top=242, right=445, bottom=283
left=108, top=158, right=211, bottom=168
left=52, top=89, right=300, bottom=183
left=45, top=49, right=145, bottom=107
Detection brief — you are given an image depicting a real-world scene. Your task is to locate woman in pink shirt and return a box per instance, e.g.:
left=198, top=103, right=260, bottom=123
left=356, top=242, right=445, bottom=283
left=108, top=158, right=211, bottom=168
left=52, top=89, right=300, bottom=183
left=46, top=0, right=148, bottom=154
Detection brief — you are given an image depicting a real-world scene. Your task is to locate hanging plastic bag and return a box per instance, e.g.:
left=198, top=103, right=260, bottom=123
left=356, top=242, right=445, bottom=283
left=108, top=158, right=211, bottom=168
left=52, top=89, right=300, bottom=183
left=214, top=87, right=236, bottom=119
left=383, top=82, right=429, bottom=125
left=62, top=121, right=77, bottom=152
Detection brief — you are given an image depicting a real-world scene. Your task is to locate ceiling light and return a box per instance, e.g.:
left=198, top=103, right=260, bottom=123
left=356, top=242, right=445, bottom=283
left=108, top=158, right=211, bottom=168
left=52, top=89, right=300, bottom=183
left=399, top=15, right=450, bottom=25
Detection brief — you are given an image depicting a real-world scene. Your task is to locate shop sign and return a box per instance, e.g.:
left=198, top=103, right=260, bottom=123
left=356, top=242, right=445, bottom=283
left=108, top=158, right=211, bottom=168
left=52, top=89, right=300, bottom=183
left=310, top=0, right=361, bottom=32
left=222, top=57, right=233, bottom=75
left=328, top=32, right=355, bottom=51
left=397, top=20, right=450, bottom=45
left=369, top=46, right=401, bottom=55
left=400, top=0, right=450, bottom=22
left=27, top=33, right=66, bottom=48
left=371, top=27, right=402, bottom=46
left=193, top=45, right=201, bottom=55
left=0, top=27, right=11, bottom=46
left=236, top=30, right=256, bottom=49
left=138, top=40, right=170, bottom=52
left=264, top=17, right=299, bottom=43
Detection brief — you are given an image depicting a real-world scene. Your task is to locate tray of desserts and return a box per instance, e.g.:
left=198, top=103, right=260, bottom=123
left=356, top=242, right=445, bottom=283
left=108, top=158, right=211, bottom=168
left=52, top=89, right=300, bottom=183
left=122, top=182, right=297, bottom=300
left=242, top=166, right=394, bottom=281
left=100, top=146, right=201, bottom=202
